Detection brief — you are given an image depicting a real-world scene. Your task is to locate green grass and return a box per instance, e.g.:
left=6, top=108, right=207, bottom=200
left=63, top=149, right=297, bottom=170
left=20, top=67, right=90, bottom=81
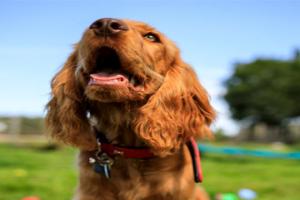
left=0, top=143, right=299, bottom=200
left=201, top=152, right=300, bottom=200
left=0, top=144, right=77, bottom=200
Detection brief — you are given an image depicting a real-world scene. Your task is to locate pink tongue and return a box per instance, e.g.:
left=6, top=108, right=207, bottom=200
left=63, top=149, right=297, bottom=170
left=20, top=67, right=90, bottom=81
left=89, top=73, right=129, bottom=86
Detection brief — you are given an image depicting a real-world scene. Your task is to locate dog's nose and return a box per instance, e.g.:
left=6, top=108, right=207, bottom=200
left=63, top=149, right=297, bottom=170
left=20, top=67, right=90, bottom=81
left=89, top=18, right=128, bottom=35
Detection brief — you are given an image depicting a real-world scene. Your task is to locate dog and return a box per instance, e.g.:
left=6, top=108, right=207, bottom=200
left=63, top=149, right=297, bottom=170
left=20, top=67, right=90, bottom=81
left=46, top=18, right=215, bottom=200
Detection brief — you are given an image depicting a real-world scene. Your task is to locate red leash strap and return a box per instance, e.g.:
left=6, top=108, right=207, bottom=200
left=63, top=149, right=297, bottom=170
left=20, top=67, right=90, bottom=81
left=186, top=138, right=203, bottom=183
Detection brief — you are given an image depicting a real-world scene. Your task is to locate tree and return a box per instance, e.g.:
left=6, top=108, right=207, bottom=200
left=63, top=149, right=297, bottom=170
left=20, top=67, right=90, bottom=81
left=224, top=51, right=300, bottom=143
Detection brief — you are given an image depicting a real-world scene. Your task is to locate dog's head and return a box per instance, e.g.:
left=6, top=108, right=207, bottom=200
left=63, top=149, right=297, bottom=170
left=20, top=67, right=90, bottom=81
left=76, top=18, right=179, bottom=102
left=46, top=18, right=215, bottom=155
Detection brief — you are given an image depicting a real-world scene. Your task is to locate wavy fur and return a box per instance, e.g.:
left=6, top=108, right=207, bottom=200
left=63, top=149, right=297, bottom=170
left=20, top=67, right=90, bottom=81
left=46, top=18, right=214, bottom=200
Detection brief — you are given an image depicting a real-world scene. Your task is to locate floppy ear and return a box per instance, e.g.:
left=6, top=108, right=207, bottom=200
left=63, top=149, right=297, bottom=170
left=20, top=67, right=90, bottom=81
left=134, top=61, right=215, bottom=156
left=45, top=50, right=96, bottom=150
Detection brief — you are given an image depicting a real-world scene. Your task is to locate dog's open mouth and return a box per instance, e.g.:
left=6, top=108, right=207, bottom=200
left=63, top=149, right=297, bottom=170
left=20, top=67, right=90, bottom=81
left=88, top=47, right=144, bottom=91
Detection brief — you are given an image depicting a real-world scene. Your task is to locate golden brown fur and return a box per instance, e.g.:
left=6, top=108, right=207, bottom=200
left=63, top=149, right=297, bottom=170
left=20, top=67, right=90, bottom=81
left=46, top=18, right=215, bottom=200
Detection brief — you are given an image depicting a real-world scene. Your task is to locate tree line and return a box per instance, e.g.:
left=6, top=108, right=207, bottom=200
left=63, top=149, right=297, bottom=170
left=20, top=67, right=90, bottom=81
left=224, top=50, right=300, bottom=143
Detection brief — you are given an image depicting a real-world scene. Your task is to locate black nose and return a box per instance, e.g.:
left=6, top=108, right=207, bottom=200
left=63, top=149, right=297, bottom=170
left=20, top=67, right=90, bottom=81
left=89, top=18, right=128, bottom=36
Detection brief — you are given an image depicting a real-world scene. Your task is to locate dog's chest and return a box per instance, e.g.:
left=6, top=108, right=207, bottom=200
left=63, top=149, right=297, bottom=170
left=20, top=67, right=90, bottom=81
left=77, top=151, right=195, bottom=200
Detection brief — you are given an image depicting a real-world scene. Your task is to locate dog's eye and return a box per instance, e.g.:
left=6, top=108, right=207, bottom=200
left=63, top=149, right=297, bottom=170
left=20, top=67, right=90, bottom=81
left=143, top=33, right=160, bottom=43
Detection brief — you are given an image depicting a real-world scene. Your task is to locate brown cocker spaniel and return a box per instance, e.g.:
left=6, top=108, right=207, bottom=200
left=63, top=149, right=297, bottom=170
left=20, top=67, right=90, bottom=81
left=46, top=18, right=215, bottom=200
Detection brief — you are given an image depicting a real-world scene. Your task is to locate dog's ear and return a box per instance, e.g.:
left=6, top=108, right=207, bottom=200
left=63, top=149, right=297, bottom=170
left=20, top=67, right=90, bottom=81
left=45, top=49, right=96, bottom=150
left=134, top=60, right=215, bottom=156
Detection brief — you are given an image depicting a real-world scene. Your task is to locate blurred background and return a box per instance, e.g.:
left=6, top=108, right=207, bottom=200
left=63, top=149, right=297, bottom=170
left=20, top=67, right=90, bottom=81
left=0, top=0, right=300, bottom=200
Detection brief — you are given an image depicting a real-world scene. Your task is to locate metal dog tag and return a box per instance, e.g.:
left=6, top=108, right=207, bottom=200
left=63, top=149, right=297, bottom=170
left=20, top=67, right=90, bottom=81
left=90, top=152, right=114, bottom=178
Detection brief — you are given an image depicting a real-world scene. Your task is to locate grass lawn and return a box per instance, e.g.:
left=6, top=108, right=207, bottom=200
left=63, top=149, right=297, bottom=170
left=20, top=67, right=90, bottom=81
left=0, top=144, right=77, bottom=200
left=0, top=143, right=299, bottom=200
left=202, top=153, right=300, bottom=200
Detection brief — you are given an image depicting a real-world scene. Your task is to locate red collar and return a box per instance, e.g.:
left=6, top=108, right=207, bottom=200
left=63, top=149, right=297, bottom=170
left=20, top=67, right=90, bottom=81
left=99, top=142, right=155, bottom=159
left=91, top=132, right=203, bottom=182
left=94, top=131, right=155, bottom=159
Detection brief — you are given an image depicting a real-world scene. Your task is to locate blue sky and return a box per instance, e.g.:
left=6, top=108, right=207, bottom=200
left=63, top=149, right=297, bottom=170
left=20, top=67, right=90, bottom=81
left=0, top=0, right=299, bottom=135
